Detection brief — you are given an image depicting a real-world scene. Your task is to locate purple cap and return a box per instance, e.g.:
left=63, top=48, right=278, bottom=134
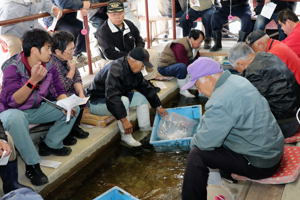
left=182, top=57, right=223, bottom=90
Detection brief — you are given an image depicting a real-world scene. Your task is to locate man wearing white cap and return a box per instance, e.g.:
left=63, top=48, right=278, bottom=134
left=181, top=57, right=284, bottom=200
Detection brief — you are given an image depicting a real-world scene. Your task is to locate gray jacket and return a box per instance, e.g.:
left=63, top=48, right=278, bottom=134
left=0, top=0, right=53, bottom=38
left=192, top=71, right=284, bottom=168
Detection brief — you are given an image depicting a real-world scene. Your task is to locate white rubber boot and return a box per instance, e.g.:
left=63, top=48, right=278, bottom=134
left=177, top=78, right=194, bottom=98
left=117, top=121, right=141, bottom=147
left=137, top=104, right=151, bottom=131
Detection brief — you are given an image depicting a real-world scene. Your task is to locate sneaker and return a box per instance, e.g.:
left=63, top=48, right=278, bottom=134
left=121, top=134, right=142, bottom=147
left=25, top=164, right=48, bottom=186
left=63, top=134, right=77, bottom=146
left=39, top=141, right=72, bottom=156
left=71, top=125, right=89, bottom=139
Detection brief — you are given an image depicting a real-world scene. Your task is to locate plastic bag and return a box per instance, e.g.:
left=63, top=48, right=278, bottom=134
left=157, top=112, right=198, bottom=140
left=0, top=188, right=44, bottom=200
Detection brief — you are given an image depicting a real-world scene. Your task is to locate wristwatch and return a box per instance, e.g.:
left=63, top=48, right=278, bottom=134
left=26, top=80, right=36, bottom=89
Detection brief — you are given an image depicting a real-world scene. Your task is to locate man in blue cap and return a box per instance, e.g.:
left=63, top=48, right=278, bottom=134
left=181, top=57, right=284, bottom=200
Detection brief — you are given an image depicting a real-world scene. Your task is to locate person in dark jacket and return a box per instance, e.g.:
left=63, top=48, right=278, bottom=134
left=0, top=121, right=27, bottom=194
left=87, top=47, right=167, bottom=147
left=228, top=42, right=300, bottom=137
left=45, top=0, right=90, bottom=62
left=95, top=0, right=145, bottom=60
left=254, top=0, right=296, bottom=41
left=210, top=0, right=252, bottom=51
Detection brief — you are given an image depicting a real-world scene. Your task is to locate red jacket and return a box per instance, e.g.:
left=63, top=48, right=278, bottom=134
left=267, top=39, right=300, bottom=84
left=283, top=23, right=300, bottom=58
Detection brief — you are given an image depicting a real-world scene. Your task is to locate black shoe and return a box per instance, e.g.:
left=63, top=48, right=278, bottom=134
left=71, top=125, right=89, bottom=139
left=63, top=134, right=77, bottom=146
left=25, top=164, right=48, bottom=186
left=204, top=38, right=212, bottom=49
left=39, top=141, right=72, bottom=156
left=0, top=160, right=30, bottom=194
left=210, top=31, right=222, bottom=52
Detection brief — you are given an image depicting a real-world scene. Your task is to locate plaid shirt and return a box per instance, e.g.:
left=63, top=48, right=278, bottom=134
left=47, top=55, right=82, bottom=96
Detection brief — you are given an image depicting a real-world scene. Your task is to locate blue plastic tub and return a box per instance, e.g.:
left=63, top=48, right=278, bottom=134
left=93, top=186, right=139, bottom=200
left=150, top=105, right=202, bottom=152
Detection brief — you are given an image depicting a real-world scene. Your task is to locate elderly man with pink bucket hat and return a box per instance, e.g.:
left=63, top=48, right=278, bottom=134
left=181, top=57, right=284, bottom=200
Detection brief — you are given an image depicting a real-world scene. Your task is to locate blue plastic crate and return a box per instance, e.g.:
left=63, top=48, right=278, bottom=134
left=150, top=105, right=202, bottom=152
left=93, top=186, right=139, bottom=200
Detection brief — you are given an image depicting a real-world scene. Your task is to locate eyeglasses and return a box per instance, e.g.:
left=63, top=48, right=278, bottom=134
left=64, top=48, right=75, bottom=54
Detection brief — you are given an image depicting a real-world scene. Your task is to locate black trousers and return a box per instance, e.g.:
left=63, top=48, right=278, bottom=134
left=55, top=13, right=86, bottom=56
left=278, top=117, right=300, bottom=138
left=182, top=147, right=280, bottom=200
left=211, top=5, right=253, bottom=33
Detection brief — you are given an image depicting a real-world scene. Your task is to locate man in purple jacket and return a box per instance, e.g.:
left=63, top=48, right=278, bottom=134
left=0, top=29, right=79, bottom=186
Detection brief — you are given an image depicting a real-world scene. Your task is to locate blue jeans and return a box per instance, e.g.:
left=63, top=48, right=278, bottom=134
left=254, top=13, right=286, bottom=41
left=89, top=92, right=148, bottom=116
left=179, top=7, right=215, bottom=37
left=158, top=63, right=187, bottom=79
left=212, top=5, right=253, bottom=33
left=0, top=103, right=79, bottom=165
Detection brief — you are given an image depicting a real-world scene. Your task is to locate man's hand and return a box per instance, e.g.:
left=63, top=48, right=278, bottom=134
left=265, top=0, right=271, bottom=4
left=52, top=6, right=63, bottom=20
left=0, top=140, right=11, bottom=157
left=30, top=62, right=47, bottom=85
left=156, top=106, right=168, bottom=117
left=120, top=118, right=133, bottom=134
left=79, top=1, right=90, bottom=18
left=66, top=60, right=76, bottom=79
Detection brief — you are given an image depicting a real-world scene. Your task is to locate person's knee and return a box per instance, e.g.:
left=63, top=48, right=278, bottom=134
left=1, top=110, right=26, bottom=130
left=177, top=65, right=188, bottom=79
left=187, top=147, right=207, bottom=168
left=132, top=92, right=148, bottom=105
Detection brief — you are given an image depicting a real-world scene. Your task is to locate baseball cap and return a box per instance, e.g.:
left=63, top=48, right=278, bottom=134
left=129, top=47, right=153, bottom=68
left=245, top=30, right=267, bottom=45
left=107, top=0, right=124, bottom=13
left=182, top=57, right=223, bottom=90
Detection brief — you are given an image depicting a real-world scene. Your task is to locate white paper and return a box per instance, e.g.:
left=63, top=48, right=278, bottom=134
left=56, top=94, right=90, bottom=122
left=260, top=2, right=277, bottom=19
left=0, top=151, right=10, bottom=166
left=40, top=159, right=62, bottom=169
left=141, top=68, right=148, bottom=76
left=154, top=81, right=167, bottom=89
left=48, top=10, right=62, bottom=32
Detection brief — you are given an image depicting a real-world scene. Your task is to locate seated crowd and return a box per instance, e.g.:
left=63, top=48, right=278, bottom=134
left=0, top=0, right=299, bottom=200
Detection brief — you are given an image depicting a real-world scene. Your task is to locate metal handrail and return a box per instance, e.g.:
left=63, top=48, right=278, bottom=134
left=0, top=1, right=180, bottom=73
left=0, top=2, right=107, bottom=75
left=0, top=3, right=107, bottom=27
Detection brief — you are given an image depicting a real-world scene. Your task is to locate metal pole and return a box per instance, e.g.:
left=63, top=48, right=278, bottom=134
left=83, top=16, right=93, bottom=75
left=171, top=0, right=176, bottom=39
left=145, top=0, right=151, bottom=48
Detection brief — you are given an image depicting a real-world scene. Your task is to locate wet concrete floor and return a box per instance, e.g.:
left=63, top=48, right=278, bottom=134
left=46, top=93, right=207, bottom=200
